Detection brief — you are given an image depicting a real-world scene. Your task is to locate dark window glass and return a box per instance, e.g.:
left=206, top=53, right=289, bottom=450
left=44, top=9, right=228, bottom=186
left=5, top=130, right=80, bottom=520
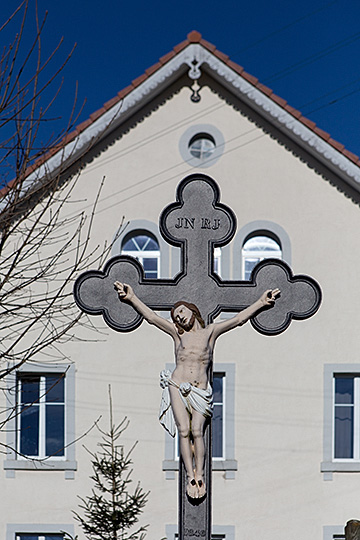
left=335, top=376, right=354, bottom=404
left=20, top=405, right=39, bottom=456
left=46, top=404, right=65, bottom=456
left=334, top=406, right=354, bottom=458
left=21, top=376, right=40, bottom=404
left=46, top=375, right=64, bottom=403
left=18, top=374, right=65, bottom=458
left=122, top=235, right=159, bottom=251
left=212, top=374, right=224, bottom=458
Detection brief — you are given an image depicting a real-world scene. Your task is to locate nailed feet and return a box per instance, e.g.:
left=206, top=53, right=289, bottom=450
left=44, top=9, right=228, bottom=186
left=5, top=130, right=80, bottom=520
left=186, top=476, right=206, bottom=499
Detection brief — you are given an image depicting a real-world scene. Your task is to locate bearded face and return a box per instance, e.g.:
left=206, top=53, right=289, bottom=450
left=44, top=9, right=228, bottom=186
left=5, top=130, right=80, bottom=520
left=173, top=305, right=195, bottom=331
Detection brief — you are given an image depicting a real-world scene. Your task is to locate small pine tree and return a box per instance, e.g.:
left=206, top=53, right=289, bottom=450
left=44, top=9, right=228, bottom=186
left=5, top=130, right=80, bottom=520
left=74, top=388, right=149, bottom=540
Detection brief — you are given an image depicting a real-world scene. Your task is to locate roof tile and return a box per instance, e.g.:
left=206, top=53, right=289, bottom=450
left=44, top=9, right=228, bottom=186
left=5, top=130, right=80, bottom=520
left=314, top=127, right=330, bottom=141
left=242, top=71, right=258, bottom=85
left=103, top=96, right=121, bottom=111
left=213, top=49, right=229, bottom=62
left=199, top=38, right=216, bottom=52
left=300, top=117, right=317, bottom=130
left=159, top=51, right=176, bottom=65
left=226, top=60, right=244, bottom=75
left=256, top=83, right=273, bottom=97
left=284, top=105, right=302, bottom=119
left=76, top=118, right=93, bottom=132
left=271, top=94, right=287, bottom=108
left=187, top=30, right=202, bottom=42
left=90, top=108, right=106, bottom=122
left=145, top=62, right=161, bottom=76
left=173, top=40, right=189, bottom=53
left=329, top=138, right=345, bottom=152
left=117, top=85, right=133, bottom=98
left=132, top=74, right=147, bottom=88
left=343, top=149, right=360, bottom=164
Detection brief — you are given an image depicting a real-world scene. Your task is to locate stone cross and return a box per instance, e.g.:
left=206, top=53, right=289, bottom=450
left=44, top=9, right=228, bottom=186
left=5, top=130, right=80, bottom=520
left=74, top=173, right=321, bottom=540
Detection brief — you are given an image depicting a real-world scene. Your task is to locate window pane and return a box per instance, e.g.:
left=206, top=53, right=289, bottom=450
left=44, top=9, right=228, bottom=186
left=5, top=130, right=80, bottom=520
left=20, top=404, right=39, bottom=456
left=123, top=234, right=159, bottom=251
left=335, top=377, right=354, bottom=404
left=243, top=236, right=281, bottom=252
left=21, top=376, right=40, bottom=404
left=143, top=258, right=158, bottom=279
left=143, top=237, right=159, bottom=251
left=334, top=406, right=353, bottom=458
left=245, top=258, right=260, bottom=280
left=212, top=404, right=223, bottom=458
left=46, top=404, right=65, bottom=456
left=213, top=374, right=223, bottom=403
left=46, top=375, right=64, bottom=403
left=122, top=237, right=138, bottom=250
left=212, top=374, right=224, bottom=458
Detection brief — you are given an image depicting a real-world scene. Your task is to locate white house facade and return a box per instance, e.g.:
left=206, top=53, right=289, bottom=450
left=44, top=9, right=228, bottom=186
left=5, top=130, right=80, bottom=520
left=2, top=31, right=360, bottom=540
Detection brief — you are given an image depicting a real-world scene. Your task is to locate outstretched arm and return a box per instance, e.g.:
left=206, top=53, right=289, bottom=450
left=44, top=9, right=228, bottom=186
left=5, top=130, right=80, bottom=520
left=210, top=289, right=280, bottom=343
left=114, top=281, right=177, bottom=338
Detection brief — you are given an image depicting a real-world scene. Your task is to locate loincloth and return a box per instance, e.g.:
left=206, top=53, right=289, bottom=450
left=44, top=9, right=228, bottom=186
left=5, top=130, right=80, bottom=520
left=158, top=369, right=213, bottom=438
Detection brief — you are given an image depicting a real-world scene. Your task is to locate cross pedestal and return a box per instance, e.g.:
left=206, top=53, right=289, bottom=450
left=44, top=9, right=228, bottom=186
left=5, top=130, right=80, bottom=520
left=74, top=173, right=321, bottom=539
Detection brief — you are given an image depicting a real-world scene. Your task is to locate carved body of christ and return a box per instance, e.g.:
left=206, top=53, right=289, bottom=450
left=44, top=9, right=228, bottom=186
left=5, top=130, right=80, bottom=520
left=114, top=281, right=280, bottom=499
left=74, top=174, right=321, bottom=540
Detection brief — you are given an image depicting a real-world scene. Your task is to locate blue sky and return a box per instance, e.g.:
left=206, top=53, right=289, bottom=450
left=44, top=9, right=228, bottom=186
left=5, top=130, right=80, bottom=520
left=3, top=0, right=360, bottom=157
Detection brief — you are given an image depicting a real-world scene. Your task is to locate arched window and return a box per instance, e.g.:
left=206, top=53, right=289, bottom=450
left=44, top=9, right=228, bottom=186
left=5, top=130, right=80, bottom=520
left=242, top=234, right=282, bottom=281
left=121, top=232, right=160, bottom=279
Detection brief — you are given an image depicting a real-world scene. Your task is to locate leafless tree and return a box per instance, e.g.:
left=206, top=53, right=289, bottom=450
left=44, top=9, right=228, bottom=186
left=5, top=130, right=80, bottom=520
left=0, top=2, right=122, bottom=436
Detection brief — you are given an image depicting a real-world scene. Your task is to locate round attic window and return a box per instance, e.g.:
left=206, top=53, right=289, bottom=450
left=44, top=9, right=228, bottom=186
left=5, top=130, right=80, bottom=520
left=179, top=124, right=225, bottom=168
left=188, top=133, right=216, bottom=160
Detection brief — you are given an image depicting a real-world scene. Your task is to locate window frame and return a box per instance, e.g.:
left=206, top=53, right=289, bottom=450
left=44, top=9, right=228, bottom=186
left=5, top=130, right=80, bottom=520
left=16, top=373, right=66, bottom=461
left=321, top=364, right=360, bottom=475
left=4, top=363, right=76, bottom=478
left=178, top=124, right=225, bottom=168
left=121, top=232, right=160, bottom=279
left=162, top=363, right=237, bottom=480
left=323, top=526, right=345, bottom=540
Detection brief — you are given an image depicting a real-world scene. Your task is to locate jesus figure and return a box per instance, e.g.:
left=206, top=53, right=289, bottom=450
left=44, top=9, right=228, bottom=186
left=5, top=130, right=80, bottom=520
left=114, top=281, right=280, bottom=499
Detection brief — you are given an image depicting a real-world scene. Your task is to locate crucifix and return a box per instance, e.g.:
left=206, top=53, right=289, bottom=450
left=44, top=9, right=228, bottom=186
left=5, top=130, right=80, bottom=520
left=74, top=173, right=321, bottom=540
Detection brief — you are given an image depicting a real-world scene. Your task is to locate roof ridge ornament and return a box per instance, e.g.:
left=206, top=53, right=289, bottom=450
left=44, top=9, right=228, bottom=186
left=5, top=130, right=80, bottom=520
left=187, top=57, right=202, bottom=102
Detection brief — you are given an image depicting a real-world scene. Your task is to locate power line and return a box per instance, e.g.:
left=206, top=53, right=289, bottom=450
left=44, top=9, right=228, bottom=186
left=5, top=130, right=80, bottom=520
left=235, top=0, right=341, bottom=55
left=264, top=30, right=360, bottom=84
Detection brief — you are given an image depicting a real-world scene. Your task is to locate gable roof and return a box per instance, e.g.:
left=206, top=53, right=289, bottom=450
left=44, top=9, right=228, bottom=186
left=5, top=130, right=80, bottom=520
left=4, top=30, right=360, bottom=198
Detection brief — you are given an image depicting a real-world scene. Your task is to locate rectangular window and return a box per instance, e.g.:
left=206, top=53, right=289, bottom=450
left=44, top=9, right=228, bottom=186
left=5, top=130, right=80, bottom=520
left=16, top=535, right=64, bottom=540
left=322, top=365, right=360, bottom=475
left=17, top=374, right=65, bottom=459
left=333, top=375, right=360, bottom=460
left=212, top=373, right=224, bottom=459
left=4, top=364, right=76, bottom=475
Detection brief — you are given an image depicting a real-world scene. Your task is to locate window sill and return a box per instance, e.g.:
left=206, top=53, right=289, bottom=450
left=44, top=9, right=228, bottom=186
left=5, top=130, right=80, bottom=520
left=321, top=461, right=360, bottom=472
left=4, top=459, right=77, bottom=479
